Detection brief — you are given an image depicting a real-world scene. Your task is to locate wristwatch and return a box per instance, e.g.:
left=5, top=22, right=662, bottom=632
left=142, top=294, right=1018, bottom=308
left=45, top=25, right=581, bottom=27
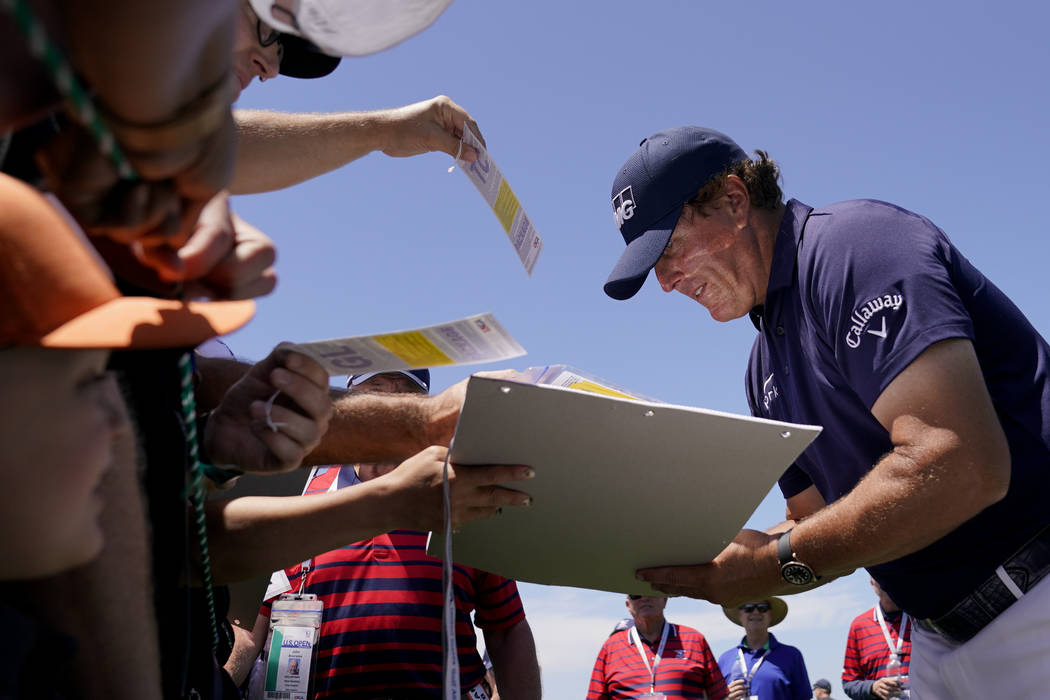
left=777, top=529, right=819, bottom=586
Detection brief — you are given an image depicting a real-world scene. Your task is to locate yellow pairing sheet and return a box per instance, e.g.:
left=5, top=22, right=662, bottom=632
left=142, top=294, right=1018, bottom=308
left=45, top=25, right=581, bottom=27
left=282, top=312, right=526, bottom=375
left=456, top=129, right=543, bottom=275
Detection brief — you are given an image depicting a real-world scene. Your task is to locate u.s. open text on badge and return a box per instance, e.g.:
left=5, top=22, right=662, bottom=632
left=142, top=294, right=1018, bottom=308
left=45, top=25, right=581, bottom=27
left=427, top=376, right=822, bottom=595
left=456, top=129, right=543, bottom=275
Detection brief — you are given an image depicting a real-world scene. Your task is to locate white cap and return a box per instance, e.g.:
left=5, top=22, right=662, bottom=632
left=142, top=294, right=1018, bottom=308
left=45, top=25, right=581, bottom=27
left=250, top=0, right=453, bottom=57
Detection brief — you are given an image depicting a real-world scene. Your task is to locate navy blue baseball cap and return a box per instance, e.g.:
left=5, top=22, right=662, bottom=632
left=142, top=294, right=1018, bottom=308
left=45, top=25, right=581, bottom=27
left=348, top=369, right=431, bottom=394
left=604, top=126, right=748, bottom=300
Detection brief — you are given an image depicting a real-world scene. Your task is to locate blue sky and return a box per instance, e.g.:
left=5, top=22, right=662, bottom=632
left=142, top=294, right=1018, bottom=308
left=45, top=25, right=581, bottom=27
left=227, top=0, right=1050, bottom=695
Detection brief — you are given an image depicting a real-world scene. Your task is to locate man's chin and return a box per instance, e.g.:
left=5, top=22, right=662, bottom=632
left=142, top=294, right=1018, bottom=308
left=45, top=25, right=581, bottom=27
left=706, top=302, right=749, bottom=324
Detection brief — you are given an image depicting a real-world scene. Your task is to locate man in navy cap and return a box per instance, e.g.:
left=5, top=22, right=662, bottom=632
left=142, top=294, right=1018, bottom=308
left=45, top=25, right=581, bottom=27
left=812, top=678, right=836, bottom=699
left=601, top=126, right=1050, bottom=698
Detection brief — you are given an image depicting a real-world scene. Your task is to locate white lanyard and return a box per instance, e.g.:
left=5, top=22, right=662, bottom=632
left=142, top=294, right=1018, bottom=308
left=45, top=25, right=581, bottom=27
left=874, top=606, right=910, bottom=660
left=736, top=645, right=768, bottom=683
left=629, top=622, right=670, bottom=693
left=441, top=439, right=461, bottom=700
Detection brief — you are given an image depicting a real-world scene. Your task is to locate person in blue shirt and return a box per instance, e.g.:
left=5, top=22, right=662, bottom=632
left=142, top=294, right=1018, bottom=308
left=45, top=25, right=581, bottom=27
left=717, top=598, right=809, bottom=700
left=601, top=126, right=1050, bottom=698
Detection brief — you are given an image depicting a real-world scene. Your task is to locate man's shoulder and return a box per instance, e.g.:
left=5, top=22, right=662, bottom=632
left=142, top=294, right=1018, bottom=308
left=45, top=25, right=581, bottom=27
left=803, top=199, right=938, bottom=249
left=598, top=629, right=630, bottom=654
left=461, top=563, right=518, bottom=588
left=849, top=606, right=877, bottom=629
left=769, top=638, right=806, bottom=659
left=811, top=198, right=920, bottom=222
left=670, top=623, right=709, bottom=644
left=796, top=198, right=946, bottom=287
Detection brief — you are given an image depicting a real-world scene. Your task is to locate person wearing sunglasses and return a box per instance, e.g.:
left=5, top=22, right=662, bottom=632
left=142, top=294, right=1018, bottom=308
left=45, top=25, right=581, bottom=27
left=588, top=594, right=727, bottom=699
left=226, top=0, right=485, bottom=198
left=717, top=598, right=810, bottom=700
left=233, top=0, right=338, bottom=93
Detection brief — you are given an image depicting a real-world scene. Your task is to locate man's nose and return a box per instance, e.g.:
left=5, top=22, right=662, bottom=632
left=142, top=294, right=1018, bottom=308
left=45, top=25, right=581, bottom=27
left=654, top=262, right=677, bottom=293
left=253, top=47, right=280, bottom=80
left=99, top=373, right=131, bottom=438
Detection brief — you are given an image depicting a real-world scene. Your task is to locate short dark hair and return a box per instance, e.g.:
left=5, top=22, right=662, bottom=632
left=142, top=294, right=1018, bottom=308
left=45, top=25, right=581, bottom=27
left=683, top=149, right=783, bottom=216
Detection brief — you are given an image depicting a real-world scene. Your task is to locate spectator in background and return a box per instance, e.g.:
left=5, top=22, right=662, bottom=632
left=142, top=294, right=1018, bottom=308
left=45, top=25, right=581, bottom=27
left=588, top=594, right=726, bottom=699
left=812, top=678, right=836, bottom=698
left=717, top=598, right=810, bottom=700
left=230, top=370, right=541, bottom=700
left=842, top=579, right=911, bottom=699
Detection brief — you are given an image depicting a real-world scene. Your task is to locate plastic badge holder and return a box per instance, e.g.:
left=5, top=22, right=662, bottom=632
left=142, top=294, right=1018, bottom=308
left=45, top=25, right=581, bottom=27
left=258, top=594, right=323, bottom=700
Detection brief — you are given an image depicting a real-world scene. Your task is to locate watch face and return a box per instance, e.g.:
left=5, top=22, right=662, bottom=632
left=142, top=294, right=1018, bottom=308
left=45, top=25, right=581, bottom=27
left=781, top=562, right=815, bottom=586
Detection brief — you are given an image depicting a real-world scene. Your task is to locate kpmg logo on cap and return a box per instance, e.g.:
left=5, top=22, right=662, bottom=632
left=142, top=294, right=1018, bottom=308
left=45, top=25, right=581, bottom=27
left=612, top=186, right=635, bottom=229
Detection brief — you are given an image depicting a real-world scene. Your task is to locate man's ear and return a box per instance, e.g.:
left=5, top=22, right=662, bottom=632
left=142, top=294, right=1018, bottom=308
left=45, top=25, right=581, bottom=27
left=724, top=175, right=751, bottom=226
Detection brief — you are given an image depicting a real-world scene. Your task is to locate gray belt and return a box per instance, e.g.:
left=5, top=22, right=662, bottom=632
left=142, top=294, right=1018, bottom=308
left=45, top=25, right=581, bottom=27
left=915, top=522, right=1050, bottom=644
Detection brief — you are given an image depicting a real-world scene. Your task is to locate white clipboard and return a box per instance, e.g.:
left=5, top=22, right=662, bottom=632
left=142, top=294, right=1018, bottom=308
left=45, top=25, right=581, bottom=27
left=427, top=376, right=821, bottom=595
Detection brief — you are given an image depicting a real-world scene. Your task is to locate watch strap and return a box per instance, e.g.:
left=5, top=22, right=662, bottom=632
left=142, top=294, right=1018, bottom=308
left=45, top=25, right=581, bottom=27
left=777, top=529, right=795, bottom=565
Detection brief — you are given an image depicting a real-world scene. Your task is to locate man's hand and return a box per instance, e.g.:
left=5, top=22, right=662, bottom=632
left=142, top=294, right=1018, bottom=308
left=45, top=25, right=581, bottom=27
left=205, top=348, right=332, bottom=473
left=378, top=95, right=485, bottom=161
left=378, top=445, right=534, bottom=530
left=78, top=190, right=277, bottom=301
left=132, top=192, right=277, bottom=299
left=872, top=677, right=902, bottom=699
left=637, top=528, right=783, bottom=604
left=725, top=679, right=749, bottom=700
left=423, top=369, right=523, bottom=447
left=181, top=210, right=277, bottom=299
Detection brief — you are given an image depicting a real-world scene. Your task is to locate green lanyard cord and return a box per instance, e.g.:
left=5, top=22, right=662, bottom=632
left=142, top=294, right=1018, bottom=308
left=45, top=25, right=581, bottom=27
left=180, top=352, right=220, bottom=653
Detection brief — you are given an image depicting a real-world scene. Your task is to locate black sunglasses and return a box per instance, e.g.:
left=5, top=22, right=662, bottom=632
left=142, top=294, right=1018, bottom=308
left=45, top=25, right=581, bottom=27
left=256, top=16, right=281, bottom=47
left=245, top=2, right=283, bottom=51
left=254, top=15, right=285, bottom=64
left=627, top=595, right=644, bottom=600
left=739, top=603, right=771, bottom=613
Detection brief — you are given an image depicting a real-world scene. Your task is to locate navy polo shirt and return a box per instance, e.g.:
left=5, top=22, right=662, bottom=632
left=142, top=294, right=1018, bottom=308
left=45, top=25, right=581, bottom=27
left=716, top=633, right=810, bottom=700
left=746, top=199, right=1050, bottom=619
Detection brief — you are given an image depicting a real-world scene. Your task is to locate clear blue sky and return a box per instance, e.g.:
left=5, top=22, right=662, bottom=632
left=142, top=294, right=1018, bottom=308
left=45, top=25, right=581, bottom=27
left=227, top=1, right=1050, bottom=696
